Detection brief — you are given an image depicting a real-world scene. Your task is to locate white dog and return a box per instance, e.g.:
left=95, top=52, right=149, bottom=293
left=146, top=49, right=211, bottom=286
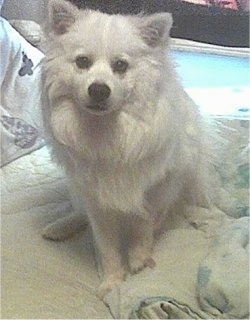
left=42, top=0, right=218, bottom=298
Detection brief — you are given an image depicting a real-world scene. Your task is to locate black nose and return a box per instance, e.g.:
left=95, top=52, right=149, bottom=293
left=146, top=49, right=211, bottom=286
left=88, top=82, right=111, bottom=102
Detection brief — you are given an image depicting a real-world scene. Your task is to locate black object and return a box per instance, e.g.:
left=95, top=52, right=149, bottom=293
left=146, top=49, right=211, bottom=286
left=18, top=52, right=34, bottom=76
left=88, top=82, right=111, bottom=102
left=69, top=0, right=249, bottom=47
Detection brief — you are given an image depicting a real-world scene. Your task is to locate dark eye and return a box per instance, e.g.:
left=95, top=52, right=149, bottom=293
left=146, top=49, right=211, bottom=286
left=112, top=59, right=129, bottom=74
left=75, top=56, right=92, bottom=69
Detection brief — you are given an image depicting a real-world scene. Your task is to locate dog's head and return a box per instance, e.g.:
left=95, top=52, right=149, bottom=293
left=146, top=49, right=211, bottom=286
left=45, top=0, right=173, bottom=116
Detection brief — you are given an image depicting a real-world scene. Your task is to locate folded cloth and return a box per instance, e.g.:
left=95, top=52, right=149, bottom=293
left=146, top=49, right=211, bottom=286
left=130, top=297, right=208, bottom=319
left=184, top=207, right=249, bottom=318
left=106, top=207, right=249, bottom=319
left=197, top=216, right=249, bottom=318
left=106, top=228, right=213, bottom=319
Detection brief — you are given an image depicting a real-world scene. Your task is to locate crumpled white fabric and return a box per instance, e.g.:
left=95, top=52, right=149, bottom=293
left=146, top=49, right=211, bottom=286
left=106, top=207, right=249, bottom=319
left=197, top=216, right=249, bottom=319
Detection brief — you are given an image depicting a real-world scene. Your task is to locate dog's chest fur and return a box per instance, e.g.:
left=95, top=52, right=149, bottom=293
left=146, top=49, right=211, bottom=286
left=65, top=105, right=178, bottom=213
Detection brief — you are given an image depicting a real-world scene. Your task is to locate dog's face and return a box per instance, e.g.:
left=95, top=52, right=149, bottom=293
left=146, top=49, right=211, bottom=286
left=45, top=0, right=173, bottom=116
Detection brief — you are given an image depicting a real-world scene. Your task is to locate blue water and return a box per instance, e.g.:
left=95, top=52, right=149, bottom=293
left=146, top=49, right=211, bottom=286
left=172, top=51, right=250, bottom=88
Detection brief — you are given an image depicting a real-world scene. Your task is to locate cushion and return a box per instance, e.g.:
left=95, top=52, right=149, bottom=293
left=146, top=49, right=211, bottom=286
left=0, top=17, right=45, bottom=167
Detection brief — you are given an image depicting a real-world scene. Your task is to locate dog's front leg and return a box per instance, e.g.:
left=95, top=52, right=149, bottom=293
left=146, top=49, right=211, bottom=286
left=88, top=208, right=125, bottom=299
left=128, top=215, right=156, bottom=274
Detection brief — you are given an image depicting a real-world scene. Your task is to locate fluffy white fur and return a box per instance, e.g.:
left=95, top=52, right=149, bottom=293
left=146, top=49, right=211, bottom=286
left=42, top=0, right=219, bottom=298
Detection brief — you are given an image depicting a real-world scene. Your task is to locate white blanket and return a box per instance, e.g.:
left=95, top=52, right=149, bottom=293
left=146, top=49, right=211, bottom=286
left=1, top=117, right=249, bottom=319
left=1, top=147, right=112, bottom=319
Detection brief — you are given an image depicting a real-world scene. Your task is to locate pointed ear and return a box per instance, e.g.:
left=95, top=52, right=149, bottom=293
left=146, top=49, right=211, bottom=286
left=137, top=13, right=173, bottom=47
left=47, top=0, right=79, bottom=35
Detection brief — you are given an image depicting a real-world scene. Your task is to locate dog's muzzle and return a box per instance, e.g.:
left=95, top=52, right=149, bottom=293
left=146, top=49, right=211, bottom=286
left=86, top=82, right=111, bottom=113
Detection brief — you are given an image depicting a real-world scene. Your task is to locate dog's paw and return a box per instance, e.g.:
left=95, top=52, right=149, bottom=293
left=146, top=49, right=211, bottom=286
left=42, top=223, right=70, bottom=241
left=129, top=252, right=156, bottom=274
left=97, top=272, right=125, bottom=300
left=42, top=215, right=88, bottom=241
